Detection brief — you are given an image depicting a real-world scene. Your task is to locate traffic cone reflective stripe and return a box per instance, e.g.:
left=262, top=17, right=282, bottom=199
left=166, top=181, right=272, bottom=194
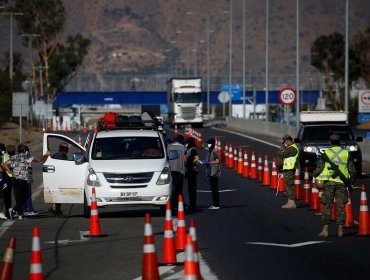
left=302, top=168, right=311, bottom=205
left=237, top=148, right=243, bottom=174
left=270, top=158, right=278, bottom=189
left=176, top=195, right=187, bottom=251
left=344, top=193, right=355, bottom=227
left=0, top=237, right=16, bottom=280
left=242, top=151, right=249, bottom=178
left=250, top=151, right=257, bottom=179
left=30, top=227, right=44, bottom=280
left=183, top=234, right=197, bottom=280
left=174, top=124, right=178, bottom=138
left=257, top=154, right=263, bottom=181
left=294, top=169, right=302, bottom=200
left=162, top=202, right=177, bottom=264
left=262, top=155, right=270, bottom=186
left=309, top=177, right=319, bottom=211
left=89, top=188, right=103, bottom=237
left=358, top=185, right=370, bottom=235
left=142, top=213, right=159, bottom=280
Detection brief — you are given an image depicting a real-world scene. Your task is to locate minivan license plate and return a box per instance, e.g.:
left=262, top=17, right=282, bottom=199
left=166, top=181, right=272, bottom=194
left=121, top=192, right=138, bottom=198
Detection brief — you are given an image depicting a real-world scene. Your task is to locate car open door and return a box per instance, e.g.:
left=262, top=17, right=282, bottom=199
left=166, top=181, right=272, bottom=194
left=43, top=133, right=87, bottom=204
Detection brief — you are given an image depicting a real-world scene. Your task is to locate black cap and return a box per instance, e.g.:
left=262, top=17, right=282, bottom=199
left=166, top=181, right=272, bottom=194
left=206, top=138, right=215, bottom=145
left=329, top=133, right=341, bottom=142
left=282, top=135, right=293, bottom=144
left=0, top=143, right=5, bottom=152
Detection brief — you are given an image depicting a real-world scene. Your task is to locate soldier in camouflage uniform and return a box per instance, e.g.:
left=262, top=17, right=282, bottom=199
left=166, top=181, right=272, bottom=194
left=278, top=135, right=299, bottom=209
left=313, top=134, right=356, bottom=238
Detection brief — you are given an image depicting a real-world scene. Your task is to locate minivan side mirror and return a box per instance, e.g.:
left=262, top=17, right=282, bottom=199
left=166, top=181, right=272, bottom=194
left=294, top=138, right=301, bottom=143
left=168, top=150, right=179, bottom=160
left=356, top=136, right=363, bottom=142
left=73, top=152, right=86, bottom=165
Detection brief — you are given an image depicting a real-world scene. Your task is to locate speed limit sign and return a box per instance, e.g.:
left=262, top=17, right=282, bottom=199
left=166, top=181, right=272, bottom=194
left=279, top=88, right=296, bottom=105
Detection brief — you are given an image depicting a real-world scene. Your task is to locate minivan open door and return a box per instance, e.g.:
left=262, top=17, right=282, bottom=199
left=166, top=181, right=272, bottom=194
left=43, top=133, right=87, bottom=204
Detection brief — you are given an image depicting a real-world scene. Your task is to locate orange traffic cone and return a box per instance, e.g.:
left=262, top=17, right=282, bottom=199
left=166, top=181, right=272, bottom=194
left=250, top=151, right=257, bottom=179
left=183, top=234, right=197, bottom=280
left=161, top=202, right=177, bottom=265
left=257, top=154, right=263, bottom=181
left=270, top=158, right=278, bottom=189
left=174, top=124, right=178, bottom=138
left=189, top=218, right=201, bottom=280
left=233, top=148, right=238, bottom=171
left=142, top=213, right=159, bottom=280
left=228, top=145, right=233, bottom=168
left=0, top=237, right=16, bottom=280
left=316, top=189, right=324, bottom=216
left=47, top=120, right=51, bottom=133
left=78, top=136, right=82, bottom=146
left=94, top=123, right=98, bottom=133
left=331, top=199, right=337, bottom=221
left=64, top=121, right=69, bottom=133
left=224, top=143, right=229, bottom=166
left=302, top=168, right=311, bottom=205
left=277, top=173, right=286, bottom=193
left=344, top=193, right=355, bottom=227
left=199, top=132, right=202, bottom=148
left=29, top=227, right=43, bottom=280
left=262, top=155, right=270, bottom=186
left=217, top=138, right=222, bottom=161
left=87, top=187, right=104, bottom=238
left=237, top=148, right=243, bottom=175
left=294, top=169, right=302, bottom=200
left=358, top=185, right=370, bottom=235
left=242, top=151, right=249, bottom=178
left=309, top=177, right=319, bottom=211
left=83, top=122, right=88, bottom=134
left=55, top=122, right=59, bottom=133
left=176, top=195, right=187, bottom=251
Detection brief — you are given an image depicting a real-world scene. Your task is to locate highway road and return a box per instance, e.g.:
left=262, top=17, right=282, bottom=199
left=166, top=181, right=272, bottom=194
left=1, top=127, right=370, bottom=280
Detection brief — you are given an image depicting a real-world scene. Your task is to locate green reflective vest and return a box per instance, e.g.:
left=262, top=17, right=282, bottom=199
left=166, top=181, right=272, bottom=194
left=317, top=146, right=349, bottom=184
left=2, top=153, right=13, bottom=177
left=283, top=143, right=299, bottom=170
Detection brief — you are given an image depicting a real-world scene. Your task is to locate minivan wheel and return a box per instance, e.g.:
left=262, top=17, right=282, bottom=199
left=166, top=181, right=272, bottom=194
left=84, top=192, right=91, bottom=218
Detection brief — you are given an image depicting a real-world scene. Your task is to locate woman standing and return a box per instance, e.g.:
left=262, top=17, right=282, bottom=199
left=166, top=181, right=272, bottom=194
left=205, top=138, right=221, bottom=209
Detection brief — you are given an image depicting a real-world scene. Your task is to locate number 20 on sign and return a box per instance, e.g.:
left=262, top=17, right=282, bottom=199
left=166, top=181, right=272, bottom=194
left=279, top=88, right=296, bottom=106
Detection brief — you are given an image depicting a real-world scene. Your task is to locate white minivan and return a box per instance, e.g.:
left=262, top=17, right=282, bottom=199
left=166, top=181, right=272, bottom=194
left=42, top=113, right=176, bottom=217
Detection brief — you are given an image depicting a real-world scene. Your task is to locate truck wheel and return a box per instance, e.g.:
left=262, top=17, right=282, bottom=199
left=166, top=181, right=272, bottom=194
left=83, top=192, right=90, bottom=218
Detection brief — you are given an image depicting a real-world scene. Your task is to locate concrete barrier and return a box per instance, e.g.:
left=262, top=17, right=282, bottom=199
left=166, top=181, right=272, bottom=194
left=227, top=117, right=370, bottom=162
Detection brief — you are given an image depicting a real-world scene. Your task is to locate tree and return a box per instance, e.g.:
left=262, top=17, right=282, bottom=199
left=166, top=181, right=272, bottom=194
left=310, top=32, right=361, bottom=111
left=10, top=0, right=90, bottom=102
left=351, top=27, right=370, bottom=87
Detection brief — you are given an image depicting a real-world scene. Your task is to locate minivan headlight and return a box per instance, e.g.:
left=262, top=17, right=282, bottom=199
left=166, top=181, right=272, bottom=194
left=303, top=146, right=319, bottom=153
left=156, top=167, right=171, bottom=185
left=345, top=145, right=358, bottom=152
left=87, top=168, right=101, bottom=187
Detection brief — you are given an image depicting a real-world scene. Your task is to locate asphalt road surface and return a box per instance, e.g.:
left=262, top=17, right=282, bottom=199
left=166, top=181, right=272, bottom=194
left=1, top=127, right=370, bottom=280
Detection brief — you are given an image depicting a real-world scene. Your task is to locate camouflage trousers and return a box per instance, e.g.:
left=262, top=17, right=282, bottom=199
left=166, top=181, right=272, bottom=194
left=321, top=183, right=348, bottom=225
left=283, top=170, right=295, bottom=200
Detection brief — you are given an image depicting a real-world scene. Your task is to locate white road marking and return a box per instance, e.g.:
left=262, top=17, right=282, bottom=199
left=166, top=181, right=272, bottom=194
left=212, top=127, right=281, bottom=148
left=45, top=231, right=90, bottom=244
left=0, top=183, right=43, bottom=239
left=245, top=241, right=328, bottom=247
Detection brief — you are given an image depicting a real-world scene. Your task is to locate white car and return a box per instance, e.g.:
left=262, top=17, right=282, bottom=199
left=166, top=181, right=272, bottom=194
left=43, top=116, right=177, bottom=217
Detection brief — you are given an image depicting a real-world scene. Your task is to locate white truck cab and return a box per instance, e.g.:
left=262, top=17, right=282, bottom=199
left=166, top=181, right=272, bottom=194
left=43, top=112, right=176, bottom=217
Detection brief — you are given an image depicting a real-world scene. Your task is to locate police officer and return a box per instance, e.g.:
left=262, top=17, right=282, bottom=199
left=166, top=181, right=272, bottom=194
left=313, top=133, right=356, bottom=238
left=278, top=135, right=299, bottom=209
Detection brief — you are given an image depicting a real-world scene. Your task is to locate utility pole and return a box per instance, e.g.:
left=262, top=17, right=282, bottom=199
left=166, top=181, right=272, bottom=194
left=296, top=0, right=300, bottom=126
left=1, top=11, right=23, bottom=83
left=21, top=34, right=40, bottom=100
left=34, top=65, right=47, bottom=100
left=242, top=0, right=246, bottom=119
left=344, top=0, right=349, bottom=113
left=228, top=0, right=233, bottom=118
left=265, top=0, right=269, bottom=122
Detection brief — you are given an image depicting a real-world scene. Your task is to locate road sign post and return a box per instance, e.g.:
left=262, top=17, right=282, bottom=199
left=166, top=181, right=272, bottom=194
left=279, top=88, right=296, bottom=125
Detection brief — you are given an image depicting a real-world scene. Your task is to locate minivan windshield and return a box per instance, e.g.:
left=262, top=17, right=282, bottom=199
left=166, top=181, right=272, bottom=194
left=92, top=136, right=164, bottom=160
left=302, top=125, right=354, bottom=141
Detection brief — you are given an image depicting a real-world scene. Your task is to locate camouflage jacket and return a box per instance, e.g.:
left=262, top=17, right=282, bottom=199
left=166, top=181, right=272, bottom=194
left=278, top=145, right=298, bottom=159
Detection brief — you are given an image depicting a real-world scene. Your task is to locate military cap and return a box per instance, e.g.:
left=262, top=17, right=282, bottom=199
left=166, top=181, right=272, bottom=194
left=329, top=133, right=340, bottom=142
left=282, top=135, right=293, bottom=144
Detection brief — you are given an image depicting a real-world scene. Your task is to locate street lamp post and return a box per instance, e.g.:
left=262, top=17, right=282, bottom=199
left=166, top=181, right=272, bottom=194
left=265, top=0, right=269, bottom=122
left=228, top=0, right=233, bottom=119
left=345, top=0, right=349, bottom=113
left=296, top=0, right=300, bottom=127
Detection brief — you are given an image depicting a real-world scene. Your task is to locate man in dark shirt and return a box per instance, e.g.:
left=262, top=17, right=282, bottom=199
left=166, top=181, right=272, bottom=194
left=184, top=137, right=199, bottom=212
left=49, top=143, right=69, bottom=217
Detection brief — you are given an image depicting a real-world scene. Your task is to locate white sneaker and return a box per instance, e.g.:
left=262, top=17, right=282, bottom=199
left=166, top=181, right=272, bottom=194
left=208, top=206, right=220, bottom=210
left=24, top=211, right=39, bottom=217
left=18, top=215, right=24, bottom=220
left=0, top=213, right=7, bottom=220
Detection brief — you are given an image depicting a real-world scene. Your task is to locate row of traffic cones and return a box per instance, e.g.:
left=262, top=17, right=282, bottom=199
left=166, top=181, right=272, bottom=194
left=142, top=195, right=202, bottom=279
left=0, top=227, right=44, bottom=280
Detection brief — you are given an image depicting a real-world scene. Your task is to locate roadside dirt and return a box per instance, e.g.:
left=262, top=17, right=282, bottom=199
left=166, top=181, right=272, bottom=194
left=0, top=122, right=44, bottom=152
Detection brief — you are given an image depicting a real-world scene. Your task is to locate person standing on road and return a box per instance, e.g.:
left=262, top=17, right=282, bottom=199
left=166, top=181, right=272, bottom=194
left=204, top=138, right=221, bottom=210
left=184, top=137, right=199, bottom=212
left=6, top=144, right=50, bottom=220
left=313, top=133, right=356, bottom=238
left=1, top=144, right=15, bottom=218
left=22, top=146, right=38, bottom=217
left=168, top=134, right=186, bottom=211
left=278, top=135, right=299, bottom=209
left=49, top=142, right=69, bottom=217
left=0, top=144, right=13, bottom=220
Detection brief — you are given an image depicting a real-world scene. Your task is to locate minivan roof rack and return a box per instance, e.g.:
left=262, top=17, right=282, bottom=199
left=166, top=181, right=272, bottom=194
left=97, top=111, right=164, bottom=132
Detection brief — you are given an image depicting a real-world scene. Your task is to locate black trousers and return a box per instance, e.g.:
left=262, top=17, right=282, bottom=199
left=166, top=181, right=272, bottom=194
left=171, top=171, right=184, bottom=209
left=4, top=176, right=13, bottom=216
left=209, top=176, right=220, bottom=207
left=13, top=179, right=29, bottom=216
left=187, top=171, right=198, bottom=210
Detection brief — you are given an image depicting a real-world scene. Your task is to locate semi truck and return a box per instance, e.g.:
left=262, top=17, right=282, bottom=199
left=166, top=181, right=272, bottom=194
left=167, top=77, right=203, bottom=127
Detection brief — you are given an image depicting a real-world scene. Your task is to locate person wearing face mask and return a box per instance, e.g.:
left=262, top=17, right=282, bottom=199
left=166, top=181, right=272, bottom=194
left=204, top=138, right=221, bottom=210
left=278, top=135, right=299, bottom=209
left=184, top=137, right=200, bottom=212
